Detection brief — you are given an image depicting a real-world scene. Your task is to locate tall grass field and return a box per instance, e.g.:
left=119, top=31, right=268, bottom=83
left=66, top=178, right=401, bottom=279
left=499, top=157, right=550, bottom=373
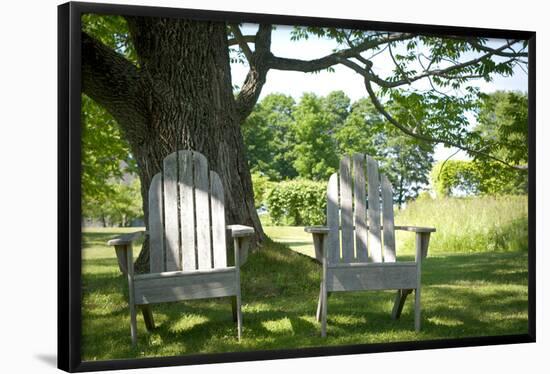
left=395, top=195, right=528, bottom=255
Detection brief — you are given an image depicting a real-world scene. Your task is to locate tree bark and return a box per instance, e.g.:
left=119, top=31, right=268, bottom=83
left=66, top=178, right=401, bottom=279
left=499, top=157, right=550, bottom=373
left=82, top=17, right=264, bottom=272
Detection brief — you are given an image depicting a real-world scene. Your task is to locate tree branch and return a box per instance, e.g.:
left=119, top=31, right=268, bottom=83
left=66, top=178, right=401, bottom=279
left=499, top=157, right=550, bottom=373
left=229, top=24, right=254, bottom=62
left=228, top=34, right=256, bottom=47
left=268, top=33, right=414, bottom=72
left=362, top=76, right=528, bottom=170
left=446, top=36, right=529, bottom=58
left=367, top=39, right=524, bottom=89
left=234, top=24, right=273, bottom=122
left=249, top=32, right=527, bottom=170
left=388, top=42, right=411, bottom=84
left=81, top=31, right=147, bottom=136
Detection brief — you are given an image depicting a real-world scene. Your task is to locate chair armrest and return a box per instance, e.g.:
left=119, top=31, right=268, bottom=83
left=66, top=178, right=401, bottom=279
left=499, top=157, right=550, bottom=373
left=227, top=225, right=254, bottom=267
left=227, top=225, right=255, bottom=238
left=309, top=225, right=435, bottom=233
left=304, top=227, right=330, bottom=263
left=395, top=227, right=435, bottom=259
left=107, top=231, right=146, bottom=246
left=395, top=225, right=436, bottom=233
left=107, top=231, right=145, bottom=276
left=107, top=231, right=147, bottom=276
left=304, top=226, right=330, bottom=235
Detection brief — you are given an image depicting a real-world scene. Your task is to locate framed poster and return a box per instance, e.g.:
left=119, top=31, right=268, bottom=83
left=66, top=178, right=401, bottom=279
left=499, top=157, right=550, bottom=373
left=58, top=1, right=535, bottom=371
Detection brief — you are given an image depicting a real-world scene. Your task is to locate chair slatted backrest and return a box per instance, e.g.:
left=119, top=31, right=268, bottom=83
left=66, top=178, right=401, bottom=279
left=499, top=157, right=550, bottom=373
left=148, top=150, right=227, bottom=273
left=326, top=154, right=396, bottom=264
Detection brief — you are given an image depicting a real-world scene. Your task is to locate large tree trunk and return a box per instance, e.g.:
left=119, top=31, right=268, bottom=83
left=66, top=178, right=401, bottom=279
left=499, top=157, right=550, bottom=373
left=82, top=17, right=264, bottom=272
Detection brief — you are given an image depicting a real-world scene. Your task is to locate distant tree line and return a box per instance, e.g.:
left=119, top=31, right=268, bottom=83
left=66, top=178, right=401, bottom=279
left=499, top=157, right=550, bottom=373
left=242, top=90, right=435, bottom=207
left=81, top=89, right=527, bottom=226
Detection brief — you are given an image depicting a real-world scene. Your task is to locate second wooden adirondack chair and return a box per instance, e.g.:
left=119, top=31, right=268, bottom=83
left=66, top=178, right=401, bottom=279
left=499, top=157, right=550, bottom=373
left=305, top=154, right=435, bottom=337
left=108, top=150, right=255, bottom=345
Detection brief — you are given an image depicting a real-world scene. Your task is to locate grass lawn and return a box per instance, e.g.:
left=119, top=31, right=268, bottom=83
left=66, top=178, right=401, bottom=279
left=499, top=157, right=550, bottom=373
left=81, top=226, right=528, bottom=361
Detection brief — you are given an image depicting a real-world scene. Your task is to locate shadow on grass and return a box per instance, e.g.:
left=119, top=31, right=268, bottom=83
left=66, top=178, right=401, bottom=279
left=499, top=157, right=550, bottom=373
left=81, top=230, right=528, bottom=361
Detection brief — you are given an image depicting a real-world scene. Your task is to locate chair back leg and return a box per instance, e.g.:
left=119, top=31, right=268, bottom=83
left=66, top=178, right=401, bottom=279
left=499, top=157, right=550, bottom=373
left=231, top=296, right=238, bottom=323
left=392, top=289, right=413, bottom=320
left=140, top=305, right=155, bottom=331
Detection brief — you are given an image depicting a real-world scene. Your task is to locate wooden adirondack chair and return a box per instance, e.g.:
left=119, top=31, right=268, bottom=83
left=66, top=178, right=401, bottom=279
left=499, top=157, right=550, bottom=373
left=107, top=150, right=255, bottom=345
left=305, top=154, right=435, bottom=337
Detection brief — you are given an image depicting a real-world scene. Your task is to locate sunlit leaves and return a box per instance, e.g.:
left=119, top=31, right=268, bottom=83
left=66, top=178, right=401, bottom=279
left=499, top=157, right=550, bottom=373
left=82, top=14, right=137, bottom=64
left=385, top=87, right=484, bottom=155
left=244, top=91, right=435, bottom=204
left=431, top=159, right=527, bottom=197
left=288, top=27, right=527, bottom=163
left=291, top=93, right=340, bottom=180
left=335, top=98, right=434, bottom=205
left=81, top=94, right=138, bottom=222
left=476, top=91, right=528, bottom=165
left=242, top=94, right=298, bottom=180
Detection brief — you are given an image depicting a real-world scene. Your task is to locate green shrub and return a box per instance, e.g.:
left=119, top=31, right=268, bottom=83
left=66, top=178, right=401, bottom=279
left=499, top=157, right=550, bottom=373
left=266, top=179, right=326, bottom=226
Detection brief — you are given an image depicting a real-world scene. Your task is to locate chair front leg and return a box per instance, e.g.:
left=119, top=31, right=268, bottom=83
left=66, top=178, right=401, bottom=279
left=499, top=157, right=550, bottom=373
left=315, top=233, right=328, bottom=337
left=233, top=237, right=244, bottom=341
left=125, top=244, right=137, bottom=345
left=320, top=274, right=328, bottom=337
left=414, top=232, right=430, bottom=332
left=316, top=282, right=323, bottom=322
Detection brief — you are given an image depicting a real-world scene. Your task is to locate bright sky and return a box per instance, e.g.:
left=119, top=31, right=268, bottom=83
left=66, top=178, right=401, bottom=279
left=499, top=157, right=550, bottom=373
left=230, top=24, right=528, bottom=161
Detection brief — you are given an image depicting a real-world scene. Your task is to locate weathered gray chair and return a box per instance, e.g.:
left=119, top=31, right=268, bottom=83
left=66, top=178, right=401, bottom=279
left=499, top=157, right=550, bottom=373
left=108, top=150, right=254, bottom=345
left=305, top=154, right=435, bottom=337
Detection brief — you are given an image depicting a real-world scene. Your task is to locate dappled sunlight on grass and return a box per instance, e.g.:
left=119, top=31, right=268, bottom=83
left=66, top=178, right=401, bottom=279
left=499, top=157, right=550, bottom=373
left=262, top=317, right=294, bottom=334
left=329, top=314, right=367, bottom=326
left=264, top=226, right=314, bottom=257
left=169, top=314, right=210, bottom=333
left=243, top=302, right=273, bottom=313
left=427, top=316, right=464, bottom=327
left=81, top=227, right=528, bottom=361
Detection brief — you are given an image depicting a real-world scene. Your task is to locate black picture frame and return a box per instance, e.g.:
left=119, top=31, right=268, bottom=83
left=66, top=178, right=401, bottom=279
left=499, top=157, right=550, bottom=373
left=58, top=1, right=536, bottom=372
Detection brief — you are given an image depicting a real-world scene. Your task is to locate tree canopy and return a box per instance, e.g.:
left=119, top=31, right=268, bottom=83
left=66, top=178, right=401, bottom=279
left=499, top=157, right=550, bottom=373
left=431, top=91, right=528, bottom=197
left=231, top=25, right=528, bottom=169
left=243, top=91, right=434, bottom=204
left=84, top=14, right=529, bottom=170
left=81, top=14, right=529, bottom=232
left=81, top=94, right=141, bottom=225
